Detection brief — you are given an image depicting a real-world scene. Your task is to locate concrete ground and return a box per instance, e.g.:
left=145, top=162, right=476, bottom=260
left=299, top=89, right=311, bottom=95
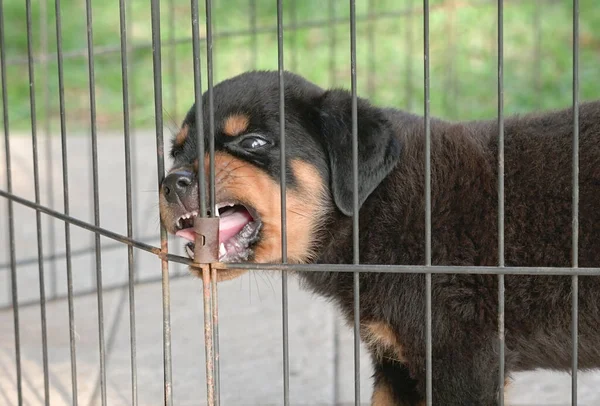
left=1, top=132, right=599, bottom=405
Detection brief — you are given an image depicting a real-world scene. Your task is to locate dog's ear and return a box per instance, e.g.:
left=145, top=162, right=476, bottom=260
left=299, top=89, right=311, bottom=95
left=317, top=89, right=402, bottom=216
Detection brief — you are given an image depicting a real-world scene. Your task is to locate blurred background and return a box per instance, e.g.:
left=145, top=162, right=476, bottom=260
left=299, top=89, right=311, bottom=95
left=1, top=0, right=600, bottom=405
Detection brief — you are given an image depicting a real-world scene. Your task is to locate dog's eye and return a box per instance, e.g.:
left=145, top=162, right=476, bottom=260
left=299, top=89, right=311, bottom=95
left=239, top=136, right=268, bottom=150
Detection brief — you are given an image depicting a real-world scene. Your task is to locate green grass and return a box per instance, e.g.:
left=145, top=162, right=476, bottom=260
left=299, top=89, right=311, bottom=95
left=2, top=0, right=599, bottom=134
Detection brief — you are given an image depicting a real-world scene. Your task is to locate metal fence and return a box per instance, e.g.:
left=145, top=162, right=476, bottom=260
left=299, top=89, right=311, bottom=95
left=1, top=0, right=598, bottom=405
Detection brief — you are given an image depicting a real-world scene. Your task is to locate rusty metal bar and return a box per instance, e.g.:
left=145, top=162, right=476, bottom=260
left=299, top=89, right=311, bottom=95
left=190, top=0, right=217, bottom=404
left=149, top=0, right=174, bottom=403
left=202, top=268, right=215, bottom=406
left=205, top=0, right=220, bottom=402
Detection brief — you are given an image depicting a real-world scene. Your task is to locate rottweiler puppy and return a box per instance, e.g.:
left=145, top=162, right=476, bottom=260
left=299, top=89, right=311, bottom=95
left=159, top=70, right=600, bottom=405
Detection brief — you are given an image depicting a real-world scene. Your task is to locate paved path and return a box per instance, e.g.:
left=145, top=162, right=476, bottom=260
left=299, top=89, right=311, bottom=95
left=1, top=132, right=598, bottom=405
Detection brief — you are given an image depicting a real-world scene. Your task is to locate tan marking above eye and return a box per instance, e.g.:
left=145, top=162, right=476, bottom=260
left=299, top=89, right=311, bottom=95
left=222, top=114, right=250, bottom=137
left=174, top=124, right=189, bottom=146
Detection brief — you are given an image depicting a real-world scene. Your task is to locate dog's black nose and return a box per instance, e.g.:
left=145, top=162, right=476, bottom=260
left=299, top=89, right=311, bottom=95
left=162, top=171, right=193, bottom=204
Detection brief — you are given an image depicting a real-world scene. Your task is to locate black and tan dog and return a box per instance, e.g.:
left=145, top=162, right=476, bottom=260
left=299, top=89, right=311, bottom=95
left=159, top=71, right=600, bottom=405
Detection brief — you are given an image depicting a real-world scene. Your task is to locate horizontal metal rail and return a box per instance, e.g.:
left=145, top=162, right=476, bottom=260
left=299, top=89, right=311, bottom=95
left=1, top=190, right=598, bottom=276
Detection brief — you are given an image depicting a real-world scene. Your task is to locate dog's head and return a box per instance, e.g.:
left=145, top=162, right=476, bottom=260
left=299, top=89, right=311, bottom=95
left=159, top=70, right=401, bottom=280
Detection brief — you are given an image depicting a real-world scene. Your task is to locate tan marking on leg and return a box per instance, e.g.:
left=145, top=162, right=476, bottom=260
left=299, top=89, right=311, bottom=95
left=362, top=321, right=406, bottom=364
left=222, top=114, right=249, bottom=137
left=503, top=376, right=512, bottom=406
left=372, top=381, right=396, bottom=406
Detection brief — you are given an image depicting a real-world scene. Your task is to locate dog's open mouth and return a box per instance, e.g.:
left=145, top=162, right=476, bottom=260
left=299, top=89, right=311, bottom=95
left=174, top=202, right=261, bottom=262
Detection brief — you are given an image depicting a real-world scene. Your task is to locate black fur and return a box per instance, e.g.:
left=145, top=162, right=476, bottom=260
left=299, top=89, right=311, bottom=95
left=165, top=70, right=600, bottom=405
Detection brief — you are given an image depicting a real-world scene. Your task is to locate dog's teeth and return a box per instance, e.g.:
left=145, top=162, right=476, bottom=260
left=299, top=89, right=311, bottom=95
left=214, top=205, right=220, bottom=217
left=177, top=218, right=182, bottom=228
left=219, top=243, right=226, bottom=258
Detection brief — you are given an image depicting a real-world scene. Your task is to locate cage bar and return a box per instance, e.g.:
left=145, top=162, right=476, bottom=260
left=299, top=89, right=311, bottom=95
left=571, top=0, right=580, bottom=404
left=83, top=0, right=108, bottom=403
left=349, top=1, right=361, bottom=404
left=422, top=0, right=433, bottom=405
left=149, top=0, right=175, bottom=404
left=40, top=0, right=58, bottom=302
left=24, top=1, right=51, bottom=404
left=276, top=0, right=291, bottom=404
left=190, top=0, right=216, bottom=403
left=53, top=0, right=79, bottom=402
left=0, top=0, right=23, bottom=402
left=497, top=0, right=506, bottom=405
left=118, top=0, right=139, bottom=403
left=206, top=0, right=221, bottom=406
left=204, top=0, right=221, bottom=402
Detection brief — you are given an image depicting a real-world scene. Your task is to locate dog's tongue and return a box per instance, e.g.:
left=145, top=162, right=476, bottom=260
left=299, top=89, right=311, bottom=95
left=175, top=228, right=196, bottom=242
left=175, top=207, right=252, bottom=244
left=218, top=208, right=252, bottom=243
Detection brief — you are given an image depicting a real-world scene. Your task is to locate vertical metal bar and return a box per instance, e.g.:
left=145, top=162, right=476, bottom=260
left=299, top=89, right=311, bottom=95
left=497, top=0, right=506, bottom=405
left=210, top=269, right=220, bottom=406
left=118, top=0, right=138, bottom=404
left=125, top=0, right=140, bottom=284
left=249, top=0, right=257, bottom=69
left=40, top=0, right=58, bottom=301
left=367, top=0, right=375, bottom=99
left=422, top=0, right=432, bottom=405
left=149, top=0, right=174, bottom=404
left=25, top=1, right=51, bottom=404
left=201, top=270, right=214, bottom=406
left=328, top=3, right=341, bottom=404
left=204, top=0, right=220, bottom=403
left=190, top=0, right=214, bottom=404
left=277, top=1, right=290, bottom=405
left=571, top=0, right=579, bottom=404
left=349, top=1, right=361, bottom=404
left=54, top=0, right=78, bottom=402
left=83, top=0, right=107, bottom=404
left=0, top=0, right=23, bottom=402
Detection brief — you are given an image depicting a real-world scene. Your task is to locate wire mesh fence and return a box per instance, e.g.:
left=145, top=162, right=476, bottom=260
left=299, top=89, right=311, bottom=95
left=1, top=0, right=599, bottom=405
